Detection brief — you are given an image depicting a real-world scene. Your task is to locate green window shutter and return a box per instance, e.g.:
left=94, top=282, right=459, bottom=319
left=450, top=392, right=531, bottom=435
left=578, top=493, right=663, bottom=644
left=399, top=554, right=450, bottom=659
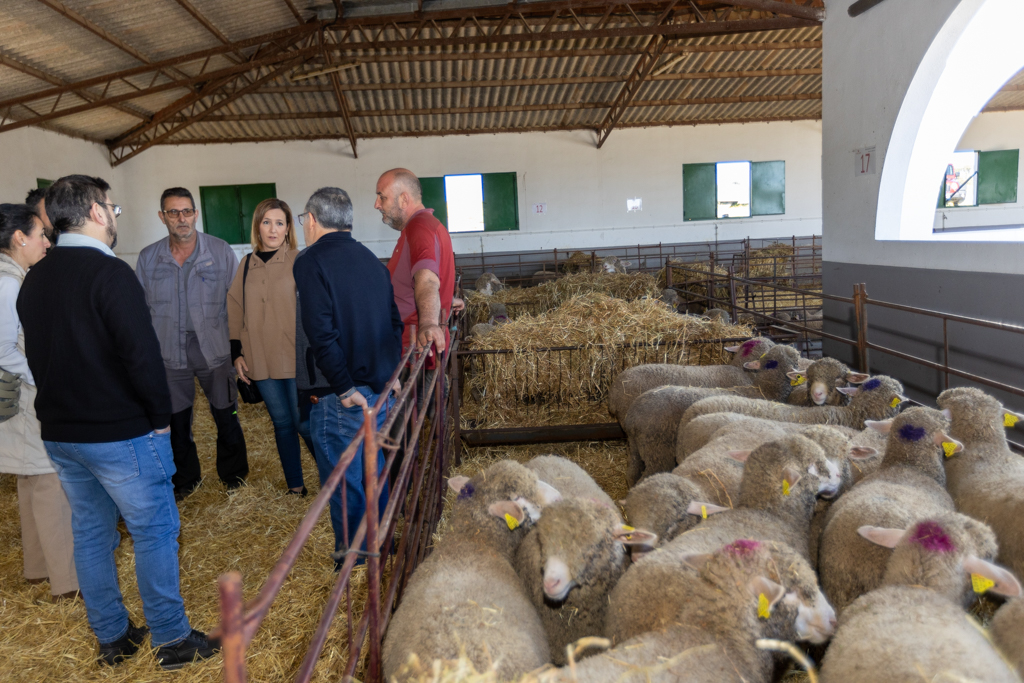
left=420, top=176, right=448, bottom=228
left=36, top=178, right=53, bottom=189
left=683, top=163, right=716, bottom=221
left=482, top=172, right=518, bottom=231
left=199, top=185, right=242, bottom=244
left=751, top=161, right=786, bottom=216
left=238, top=183, right=277, bottom=244
left=977, top=150, right=1019, bottom=205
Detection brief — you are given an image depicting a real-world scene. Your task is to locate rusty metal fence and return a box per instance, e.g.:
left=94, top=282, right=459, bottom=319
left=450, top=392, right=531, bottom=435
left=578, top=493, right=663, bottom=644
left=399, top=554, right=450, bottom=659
left=217, top=330, right=458, bottom=683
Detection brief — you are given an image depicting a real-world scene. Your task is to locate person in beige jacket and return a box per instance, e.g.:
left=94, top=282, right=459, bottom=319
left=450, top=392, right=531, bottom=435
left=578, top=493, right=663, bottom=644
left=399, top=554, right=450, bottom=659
left=0, top=202, right=79, bottom=600
left=227, top=199, right=312, bottom=495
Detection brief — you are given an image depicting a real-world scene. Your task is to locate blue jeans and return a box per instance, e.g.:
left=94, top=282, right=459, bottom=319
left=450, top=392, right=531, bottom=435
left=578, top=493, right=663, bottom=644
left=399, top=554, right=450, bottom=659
left=309, top=388, right=392, bottom=557
left=45, top=433, right=191, bottom=646
left=254, top=378, right=314, bottom=489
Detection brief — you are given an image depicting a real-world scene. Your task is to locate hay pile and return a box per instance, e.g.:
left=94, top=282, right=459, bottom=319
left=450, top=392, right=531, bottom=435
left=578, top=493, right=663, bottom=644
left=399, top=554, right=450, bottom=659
left=560, top=250, right=593, bottom=273
left=465, top=272, right=662, bottom=326
left=746, top=242, right=795, bottom=280
left=657, top=259, right=731, bottom=306
left=461, top=293, right=751, bottom=423
left=0, top=389, right=361, bottom=683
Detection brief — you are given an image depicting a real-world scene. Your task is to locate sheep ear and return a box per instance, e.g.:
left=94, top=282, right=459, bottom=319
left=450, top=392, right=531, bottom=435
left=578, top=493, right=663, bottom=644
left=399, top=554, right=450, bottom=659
left=447, top=475, right=471, bottom=494
left=680, top=552, right=716, bottom=572
left=686, top=501, right=729, bottom=517
left=962, top=556, right=1023, bottom=598
left=782, top=467, right=802, bottom=490
left=848, top=446, right=878, bottom=460
left=725, top=345, right=740, bottom=353
left=941, top=408, right=953, bottom=420
left=488, top=500, right=527, bottom=529
left=846, top=373, right=870, bottom=384
left=748, top=576, right=786, bottom=608
left=535, top=480, right=563, bottom=506
left=786, top=371, right=805, bottom=380
left=614, top=525, right=658, bottom=547
left=837, top=387, right=860, bottom=396
left=1002, top=409, right=1024, bottom=427
left=857, top=525, right=906, bottom=548
left=865, top=419, right=893, bottom=434
left=744, top=360, right=762, bottom=370
left=727, top=449, right=752, bottom=463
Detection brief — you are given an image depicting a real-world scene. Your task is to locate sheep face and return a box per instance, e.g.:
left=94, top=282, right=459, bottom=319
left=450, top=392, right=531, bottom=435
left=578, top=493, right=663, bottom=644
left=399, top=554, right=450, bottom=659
left=534, top=499, right=653, bottom=602
left=622, top=473, right=705, bottom=544
left=842, top=375, right=907, bottom=419
left=724, top=338, right=775, bottom=368
left=937, top=386, right=1024, bottom=443
left=447, top=460, right=563, bottom=531
left=784, top=588, right=837, bottom=644
left=866, top=406, right=963, bottom=461
left=789, top=358, right=870, bottom=406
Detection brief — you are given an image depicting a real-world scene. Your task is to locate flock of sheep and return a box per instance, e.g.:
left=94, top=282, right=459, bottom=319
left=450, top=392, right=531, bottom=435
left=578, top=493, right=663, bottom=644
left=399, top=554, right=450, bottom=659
left=381, top=336, right=1024, bottom=682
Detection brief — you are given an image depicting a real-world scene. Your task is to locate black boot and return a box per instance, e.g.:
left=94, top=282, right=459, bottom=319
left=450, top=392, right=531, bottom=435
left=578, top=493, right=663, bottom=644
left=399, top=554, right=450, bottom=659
left=155, top=629, right=221, bottom=670
left=97, top=620, right=149, bottom=666
left=211, top=402, right=249, bottom=488
left=169, top=407, right=201, bottom=498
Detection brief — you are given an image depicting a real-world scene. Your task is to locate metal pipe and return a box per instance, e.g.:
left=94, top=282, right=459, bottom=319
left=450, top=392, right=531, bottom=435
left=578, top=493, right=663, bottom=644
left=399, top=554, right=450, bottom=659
left=219, top=572, right=246, bottom=683
left=462, top=422, right=626, bottom=445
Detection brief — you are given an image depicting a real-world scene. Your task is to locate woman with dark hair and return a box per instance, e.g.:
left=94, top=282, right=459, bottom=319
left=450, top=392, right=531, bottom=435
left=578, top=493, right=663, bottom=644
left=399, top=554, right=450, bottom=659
left=227, top=198, right=313, bottom=495
left=0, top=203, right=79, bottom=600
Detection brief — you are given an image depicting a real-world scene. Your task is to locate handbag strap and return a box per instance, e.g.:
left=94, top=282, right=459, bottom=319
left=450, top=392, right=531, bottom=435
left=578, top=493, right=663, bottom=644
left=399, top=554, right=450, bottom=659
left=241, top=253, right=252, bottom=326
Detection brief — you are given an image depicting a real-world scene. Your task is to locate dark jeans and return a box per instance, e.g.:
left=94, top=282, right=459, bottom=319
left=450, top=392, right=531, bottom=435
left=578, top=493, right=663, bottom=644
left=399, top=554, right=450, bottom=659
left=254, top=378, right=314, bottom=490
left=309, top=388, right=392, bottom=557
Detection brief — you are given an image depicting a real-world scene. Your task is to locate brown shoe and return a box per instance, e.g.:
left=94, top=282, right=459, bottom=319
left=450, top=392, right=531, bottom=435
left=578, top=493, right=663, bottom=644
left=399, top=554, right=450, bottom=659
left=54, top=590, right=82, bottom=602
left=26, top=577, right=48, bottom=585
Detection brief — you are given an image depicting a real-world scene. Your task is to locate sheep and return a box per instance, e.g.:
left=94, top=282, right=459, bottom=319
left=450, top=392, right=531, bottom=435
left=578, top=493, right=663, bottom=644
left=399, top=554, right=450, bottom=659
left=622, top=344, right=802, bottom=483
left=607, top=337, right=774, bottom=420
left=676, top=411, right=754, bottom=461
left=817, top=407, right=964, bottom=615
left=514, top=498, right=655, bottom=665
left=820, top=514, right=1020, bottom=683
left=524, top=455, right=616, bottom=510
left=937, top=386, right=1024, bottom=583
left=679, top=375, right=907, bottom=434
left=532, top=269, right=558, bottom=286
left=468, top=322, right=494, bottom=339
left=991, top=597, right=1024, bottom=678
left=474, top=272, right=503, bottom=295
left=381, top=461, right=562, bottom=681
left=786, top=357, right=869, bottom=407
left=487, top=301, right=508, bottom=324
left=546, top=539, right=832, bottom=683
left=703, top=307, right=729, bottom=322
left=605, top=537, right=836, bottom=666
left=594, top=255, right=630, bottom=273
left=660, top=287, right=681, bottom=309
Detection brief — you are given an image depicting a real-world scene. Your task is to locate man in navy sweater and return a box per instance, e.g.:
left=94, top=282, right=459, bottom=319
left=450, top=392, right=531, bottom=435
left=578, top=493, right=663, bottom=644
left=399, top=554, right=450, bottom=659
left=17, top=175, right=218, bottom=669
left=293, top=187, right=403, bottom=566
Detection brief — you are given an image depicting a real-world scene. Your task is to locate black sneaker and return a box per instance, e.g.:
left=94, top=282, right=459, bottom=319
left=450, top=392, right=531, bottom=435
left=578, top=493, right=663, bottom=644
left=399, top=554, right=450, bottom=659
left=286, top=486, right=308, bottom=497
left=155, top=629, right=221, bottom=670
left=97, top=620, right=149, bottom=666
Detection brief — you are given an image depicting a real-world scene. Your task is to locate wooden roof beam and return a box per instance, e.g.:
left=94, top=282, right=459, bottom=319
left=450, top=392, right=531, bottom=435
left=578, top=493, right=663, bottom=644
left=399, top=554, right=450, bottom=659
left=710, top=0, right=824, bottom=22
left=321, top=31, right=357, bottom=157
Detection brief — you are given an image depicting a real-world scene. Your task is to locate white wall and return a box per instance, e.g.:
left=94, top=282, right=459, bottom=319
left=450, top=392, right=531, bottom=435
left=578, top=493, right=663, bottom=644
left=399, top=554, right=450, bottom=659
left=0, top=127, right=111, bottom=205
left=823, top=0, right=1024, bottom=273
left=931, top=110, right=1024, bottom=237
left=0, top=120, right=824, bottom=266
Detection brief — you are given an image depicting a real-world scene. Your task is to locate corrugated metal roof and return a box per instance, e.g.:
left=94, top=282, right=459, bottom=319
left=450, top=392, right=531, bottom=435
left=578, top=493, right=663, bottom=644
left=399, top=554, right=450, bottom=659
left=0, top=0, right=1017, bottom=154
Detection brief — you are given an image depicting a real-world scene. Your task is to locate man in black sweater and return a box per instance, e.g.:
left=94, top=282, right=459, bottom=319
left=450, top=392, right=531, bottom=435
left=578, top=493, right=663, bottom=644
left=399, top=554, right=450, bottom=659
left=17, top=175, right=218, bottom=670
left=293, top=187, right=403, bottom=566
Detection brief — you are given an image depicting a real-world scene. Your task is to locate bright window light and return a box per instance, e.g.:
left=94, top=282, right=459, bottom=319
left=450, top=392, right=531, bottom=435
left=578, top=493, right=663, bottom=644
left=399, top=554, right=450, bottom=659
left=940, top=150, right=978, bottom=207
left=444, top=174, right=485, bottom=232
left=716, top=161, right=751, bottom=218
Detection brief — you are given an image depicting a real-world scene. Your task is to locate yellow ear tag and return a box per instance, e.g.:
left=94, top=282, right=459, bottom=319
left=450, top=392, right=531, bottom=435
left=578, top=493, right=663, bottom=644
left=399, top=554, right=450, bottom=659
left=504, top=513, right=519, bottom=531
left=890, top=397, right=901, bottom=408
left=791, top=376, right=806, bottom=387
left=1005, top=413, right=1019, bottom=428
left=942, top=442, right=958, bottom=458
left=701, top=505, right=708, bottom=519
left=972, top=573, right=995, bottom=594
left=782, top=480, right=791, bottom=496
left=757, top=593, right=771, bottom=619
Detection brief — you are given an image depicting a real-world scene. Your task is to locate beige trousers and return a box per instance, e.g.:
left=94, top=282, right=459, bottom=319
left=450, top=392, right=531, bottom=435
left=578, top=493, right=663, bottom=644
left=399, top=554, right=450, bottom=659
left=17, top=473, right=79, bottom=595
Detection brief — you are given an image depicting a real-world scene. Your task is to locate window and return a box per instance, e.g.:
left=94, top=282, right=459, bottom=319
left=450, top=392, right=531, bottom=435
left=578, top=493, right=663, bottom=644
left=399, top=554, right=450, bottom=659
left=683, top=161, right=785, bottom=221
left=420, top=172, right=518, bottom=232
left=199, top=183, right=277, bottom=244
left=938, top=149, right=1018, bottom=208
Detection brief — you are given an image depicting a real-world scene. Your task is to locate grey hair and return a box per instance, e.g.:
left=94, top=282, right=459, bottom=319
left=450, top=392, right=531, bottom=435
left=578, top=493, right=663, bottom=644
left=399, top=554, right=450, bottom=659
left=305, top=187, right=354, bottom=232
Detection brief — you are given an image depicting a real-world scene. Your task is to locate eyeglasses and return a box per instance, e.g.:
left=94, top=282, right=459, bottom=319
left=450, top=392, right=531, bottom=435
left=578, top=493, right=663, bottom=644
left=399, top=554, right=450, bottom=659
left=99, top=202, right=122, bottom=217
left=297, top=212, right=310, bottom=226
left=163, top=208, right=195, bottom=219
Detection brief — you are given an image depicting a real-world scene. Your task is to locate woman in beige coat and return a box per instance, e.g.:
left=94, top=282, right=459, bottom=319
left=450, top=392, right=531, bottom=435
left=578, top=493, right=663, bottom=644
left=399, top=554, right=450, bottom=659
left=0, top=202, right=79, bottom=600
left=228, top=199, right=312, bottom=494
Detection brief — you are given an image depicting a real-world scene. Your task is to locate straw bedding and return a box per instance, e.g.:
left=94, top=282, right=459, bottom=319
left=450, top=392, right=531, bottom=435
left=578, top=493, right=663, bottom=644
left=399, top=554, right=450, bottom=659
left=0, top=388, right=361, bottom=683
left=465, top=272, right=662, bottom=326
left=462, top=293, right=751, bottom=422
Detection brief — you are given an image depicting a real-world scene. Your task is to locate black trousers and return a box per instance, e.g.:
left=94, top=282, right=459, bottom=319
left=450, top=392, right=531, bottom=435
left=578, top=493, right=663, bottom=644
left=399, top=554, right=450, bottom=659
left=170, top=403, right=248, bottom=494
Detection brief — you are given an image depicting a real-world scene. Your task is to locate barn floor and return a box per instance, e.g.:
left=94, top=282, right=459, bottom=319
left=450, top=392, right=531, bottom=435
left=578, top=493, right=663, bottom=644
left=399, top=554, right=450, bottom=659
left=0, top=387, right=359, bottom=683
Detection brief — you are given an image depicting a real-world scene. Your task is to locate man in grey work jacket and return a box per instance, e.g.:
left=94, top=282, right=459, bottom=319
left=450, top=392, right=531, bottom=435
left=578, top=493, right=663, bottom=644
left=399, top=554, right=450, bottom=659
left=136, top=187, right=248, bottom=499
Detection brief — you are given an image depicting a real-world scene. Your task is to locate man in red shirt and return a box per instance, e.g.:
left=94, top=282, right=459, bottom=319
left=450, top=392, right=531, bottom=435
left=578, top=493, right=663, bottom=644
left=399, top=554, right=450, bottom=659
left=376, top=168, right=458, bottom=355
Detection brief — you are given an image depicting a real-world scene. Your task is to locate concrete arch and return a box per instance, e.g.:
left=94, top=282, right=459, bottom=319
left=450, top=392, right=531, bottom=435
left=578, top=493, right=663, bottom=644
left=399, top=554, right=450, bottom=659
left=875, top=0, right=1024, bottom=241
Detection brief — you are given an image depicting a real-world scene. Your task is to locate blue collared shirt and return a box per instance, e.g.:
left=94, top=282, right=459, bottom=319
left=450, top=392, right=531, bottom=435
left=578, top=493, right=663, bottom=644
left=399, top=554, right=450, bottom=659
left=57, top=232, right=116, bottom=258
